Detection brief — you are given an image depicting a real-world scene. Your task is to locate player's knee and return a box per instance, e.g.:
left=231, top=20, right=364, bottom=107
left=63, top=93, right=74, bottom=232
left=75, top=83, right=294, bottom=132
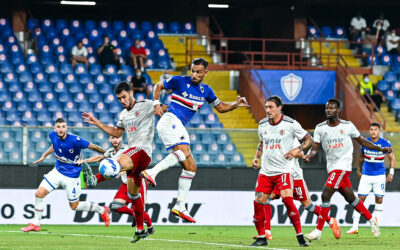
left=174, top=150, right=187, bottom=162
left=321, top=192, right=330, bottom=202
left=69, top=202, right=79, bottom=210
left=128, top=192, right=141, bottom=201
left=375, top=196, right=383, bottom=204
left=35, top=189, right=46, bottom=198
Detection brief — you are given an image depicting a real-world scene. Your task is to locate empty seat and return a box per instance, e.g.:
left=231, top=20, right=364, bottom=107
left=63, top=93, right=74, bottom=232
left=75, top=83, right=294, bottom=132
left=183, top=22, right=195, bottom=34
left=169, top=22, right=181, bottom=33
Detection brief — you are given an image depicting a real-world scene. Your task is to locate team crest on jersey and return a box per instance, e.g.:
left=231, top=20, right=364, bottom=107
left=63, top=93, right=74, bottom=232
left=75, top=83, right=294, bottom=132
left=340, top=130, right=344, bottom=134
left=281, top=73, right=302, bottom=101
left=187, top=84, right=190, bottom=88
left=69, top=149, right=74, bottom=153
left=135, top=111, right=140, bottom=116
left=200, top=86, right=204, bottom=93
left=182, top=91, right=188, bottom=97
left=280, top=130, right=285, bottom=135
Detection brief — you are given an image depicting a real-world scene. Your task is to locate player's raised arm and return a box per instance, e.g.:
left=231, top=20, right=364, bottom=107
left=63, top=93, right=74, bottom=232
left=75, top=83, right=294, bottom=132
left=252, top=141, right=263, bottom=169
left=33, top=145, right=54, bottom=165
left=285, top=134, right=313, bottom=160
left=152, top=80, right=165, bottom=116
left=82, top=112, right=124, bottom=138
left=214, top=96, right=249, bottom=113
left=303, top=142, right=320, bottom=163
left=87, top=143, right=107, bottom=154
left=355, top=136, right=392, bottom=153
left=78, top=154, right=106, bottom=165
left=387, top=151, right=395, bottom=183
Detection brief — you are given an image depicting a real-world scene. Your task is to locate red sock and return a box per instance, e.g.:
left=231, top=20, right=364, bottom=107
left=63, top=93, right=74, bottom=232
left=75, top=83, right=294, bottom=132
left=314, top=205, right=331, bottom=224
left=114, top=205, right=134, bottom=216
left=95, top=173, right=106, bottom=183
left=253, top=201, right=265, bottom=236
left=353, top=199, right=372, bottom=221
left=282, top=197, right=302, bottom=234
left=316, top=204, right=330, bottom=231
left=264, top=204, right=272, bottom=231
left=131, top=194, right=145, bottom=230
left=144, top=211, right=152, bottom=227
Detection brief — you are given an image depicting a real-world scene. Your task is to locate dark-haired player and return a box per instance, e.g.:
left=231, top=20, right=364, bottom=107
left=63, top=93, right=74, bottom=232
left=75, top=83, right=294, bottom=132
left=21, top=118, right=109, bottom=232
left=347, top=122, right=395, bottom=234
left=82, top=82, right=158, bottom=243
left=141, top=58, right=249, bottom=223
left=304, top=98, right=392, bottom=240
left=252, top=96, right=312, bottom=247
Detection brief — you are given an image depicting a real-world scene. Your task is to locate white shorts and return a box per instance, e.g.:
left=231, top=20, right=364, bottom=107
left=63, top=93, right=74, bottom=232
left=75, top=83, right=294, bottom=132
left=357, top=174, right=386, bottom=197
left=157, top=112, right=190, bottom=151
left=40, top=168, right=81, bottom=202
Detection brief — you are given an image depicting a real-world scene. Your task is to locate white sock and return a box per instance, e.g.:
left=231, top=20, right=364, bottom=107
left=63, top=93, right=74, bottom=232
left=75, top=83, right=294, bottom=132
left=32, top=197, right=44, bottom=226
left=373, top=203, right=383, bottom=222
left=175, top=170, right=195, bottom=210
left=76, top=201, right=105, bottom=214
left=147, top=150, right=186, bottom=177
left=352, top=211, right=361, bottom=229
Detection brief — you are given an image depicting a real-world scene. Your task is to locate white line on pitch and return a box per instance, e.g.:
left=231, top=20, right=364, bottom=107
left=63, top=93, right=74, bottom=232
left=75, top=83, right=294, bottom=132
left=0, top=231, right=290, bottom=250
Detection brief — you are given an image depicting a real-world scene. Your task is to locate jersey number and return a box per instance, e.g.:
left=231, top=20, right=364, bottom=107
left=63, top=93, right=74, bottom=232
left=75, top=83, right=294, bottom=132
left=327, top=172, right=336, bottom=184
left=281, top=174, right=287, bottom=184
left=295, top=187, right=303, bottom=198
left=72, top=188, right=76, bottom=195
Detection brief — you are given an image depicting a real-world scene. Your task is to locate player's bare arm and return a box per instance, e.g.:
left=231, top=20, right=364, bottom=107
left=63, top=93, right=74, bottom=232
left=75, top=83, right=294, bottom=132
left=78, top=154, right=106, bottom=165
left=357, top=153, right=365, bottom=178
left=82, top=112, right=124, bottom=138
left=152, top=81, right=165, bottom=116
left=214, top=96, right=249, bottom=113
left=285, top=134, right=313, bottom=160
left=88, top=143, right=107, bottom=154
left=252, top=141, right=263, bottom=169
left=33, top=145, right=54, bottom=164
left=303, top=142, right=320, bottom=162
left=387, top=152, right=395, bottom=183
left=355, top=136, right=392, bottom=153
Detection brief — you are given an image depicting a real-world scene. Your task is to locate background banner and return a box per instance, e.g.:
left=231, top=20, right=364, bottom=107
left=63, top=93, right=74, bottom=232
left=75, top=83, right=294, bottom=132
left=253, top=70, right=336, bottom=104
left=1, top=189, right=398, bottom=226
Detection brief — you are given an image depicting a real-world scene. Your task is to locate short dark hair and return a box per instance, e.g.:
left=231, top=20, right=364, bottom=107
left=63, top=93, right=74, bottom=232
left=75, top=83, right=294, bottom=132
left=266, top=95, right=283, bottom=107
left=192, top=58, right=208, bottom=69
left=115, top=81, right=132, bottom=94
left=55, top=118, right=66, bottom=124
left=327, top=98, right=340, bottom=108
left=362, top=73, right=369, bottom=78
left=370, top=122, right=381, bottom=129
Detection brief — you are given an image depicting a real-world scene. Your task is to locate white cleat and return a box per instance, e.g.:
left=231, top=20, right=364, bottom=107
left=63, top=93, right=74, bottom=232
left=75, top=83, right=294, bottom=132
left=305, top=229, right=322, bottom=241
left=346, top=226, right=359, bottom=234
left=370, top=217, right=381, bottom=238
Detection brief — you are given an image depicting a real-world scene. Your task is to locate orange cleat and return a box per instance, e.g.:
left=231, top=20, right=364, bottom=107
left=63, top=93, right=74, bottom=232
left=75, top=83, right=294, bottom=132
left=171, top=208, right=196, bottom=223
left=265, top=230, right=273, bottom=240
left=141, top=171, right=156, bottom=187
left=101, top=206, right=110, bottom=227
left=20, top=223, right=41, bottom=232
left=329, top=218, right=341, bottom=239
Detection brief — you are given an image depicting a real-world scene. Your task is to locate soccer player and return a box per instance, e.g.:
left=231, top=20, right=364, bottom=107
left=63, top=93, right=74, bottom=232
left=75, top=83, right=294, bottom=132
left=347, top=122, right=395, bottom=234
left=141, top=58, right=249, bottom=223
left=20, top=118, right=109, bottom=232
left=256, top=139, right=341, bottom=241
left=304, top=98, right=392, bottom=240
left=79, top=135, right=154, bottom=233
left=82, top=81, right=159, bottom=243
left=251, top=96, right=311, bottom=247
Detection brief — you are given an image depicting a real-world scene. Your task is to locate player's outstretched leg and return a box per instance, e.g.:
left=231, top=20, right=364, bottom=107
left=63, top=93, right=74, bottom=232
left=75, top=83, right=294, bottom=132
left=347, top=211, right=360, bottom=234
left=171, top=169, right=196, bottom=223
left=73, top=201, right=110, bottom=227
left=282, top=196, right=308, bottom=247
left=21, top=185, right=50, bottom=232
left=304, top=202, right=341, bottom=239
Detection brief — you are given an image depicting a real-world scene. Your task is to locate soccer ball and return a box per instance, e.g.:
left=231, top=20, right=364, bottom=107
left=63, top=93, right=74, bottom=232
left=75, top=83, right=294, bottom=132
left=99, top=158, right=121, bottom=179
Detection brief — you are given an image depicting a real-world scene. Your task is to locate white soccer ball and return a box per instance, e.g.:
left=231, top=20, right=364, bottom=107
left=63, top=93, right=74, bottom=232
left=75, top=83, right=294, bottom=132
left=99, top=158, right=121, bottom=179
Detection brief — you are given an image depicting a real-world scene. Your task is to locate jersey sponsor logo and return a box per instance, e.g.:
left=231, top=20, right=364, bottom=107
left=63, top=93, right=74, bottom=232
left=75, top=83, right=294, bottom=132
left=280, top=130, right=285, bottom=135
left=327, top=138, right=344, bottom=149
left=281, top=73, right=302, bottom=101
left=264, top=138, right=281, bottom=150
left=126, top=126, right=137, bottom=133
left=69, top=149, right=74, bottom=153
left=182, top=91, right=188, bottom=97
left=135, top=111, right=140, bottom=116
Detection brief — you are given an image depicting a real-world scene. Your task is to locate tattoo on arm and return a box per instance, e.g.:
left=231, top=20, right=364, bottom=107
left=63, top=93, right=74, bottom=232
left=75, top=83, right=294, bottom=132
left=88, top=143, right=106, bottom=154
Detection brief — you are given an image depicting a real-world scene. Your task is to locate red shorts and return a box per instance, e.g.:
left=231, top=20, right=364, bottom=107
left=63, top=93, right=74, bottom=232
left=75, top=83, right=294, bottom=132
left=325, top=170, right=352, bottom=190
left=255, top=173, right=293, bottom=194
left=114, top=180, right=147, bottom=203
left=271, top=178, right=310, bottom=201
left=123, top=147, right=151, bottom=186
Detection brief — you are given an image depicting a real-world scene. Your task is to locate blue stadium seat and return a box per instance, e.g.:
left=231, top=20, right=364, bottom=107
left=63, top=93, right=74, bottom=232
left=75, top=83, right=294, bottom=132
left=33, top=101, right=46, bottom=112
left=199, top=104, right=213, bottom=115
left=52, top=111, right=65, bottom=120
left=95, top=101, right=107, bottom=113
left=74, top=92, right=86, bottom=103
left=380, top=54, right=392, bottom=66
left=60, top=63, right=74, bottom=75
left=307, top=26, right=320, bottom=38
left=392, top=81, right=400, bottom=91
left=15, top=64, right=27, bottom=73
left=83, top=82, right=97, bottom=94
left=391, top=98, right=400, bottom=112
left=0, top=91, right=11, bottom=102
left=104, top=65, right=117, bottom=75
left=99, top=113, right=114, bottom=124
left=0, top=81, right=6, bottom=92
left=45, top=28, right=58, bottom=41
left=99, top=83, right=112, bottom=94
left=17, top=100, right=30, bottom=112
left=385, top=71, right=397, bottom=82
left=108, top=101, right=121, bottom=114
left=23, top=81, right=36, bottom=93
left=67, top=111, right=81, bottom=123
left=69, top=82, right=82, bottom=93
left=64, top=101, right=78, bottom=112
left=334, top=26, right=346, bottom=38
left=44, top=64, right=58, bottom=74
left=89, top=92, right=101, bottom=103
left=49, top=72, right=63, bottom=83
left=375, top=45, right=386, bottom=55
left=113, top=21, right=125, bottom=32
left=43, top=91, right=56, bottom=103
left=79, top=73, right=92, bottom=84
left=37, top=111, right=51, bottom=124
left=13, top=91, right=25, bottom=102
left=41, top=19, right=54, bottom=30
left=84, top=20, right=97, bottom=31
left=64, top=73, right=78, bottom=84
left=208, top=143, right=220, bottom=156
left=53, top=81, right=67, bottom=93
left=9, top=82, right=22, bottom=93
left=183, top=22, right=195, bottom=34
left=192, top=143, right=206, bottom=155
left=0, top=62, right=13, bottom=74
left=169, top=22, right=181, bottom=33
left=223, top=143, right=236, bottom=155
left=94, top=74, right=106, bottom=84
left=54, top=45, right=66, bottom=56
left=89, top=64, right=101, bottom=75
left=58, top=92, right=73, bottom=103
left=98, top=20, right=111, bottom=35
left=150, top=39, right=164, bottom=51
left=158, top=58, right=172, bottom=69
left=5, top=110, right=19, bottom=122
left=205, top=113, right=221, bottom=127
left=321, top=26, right=333, bottom=38
left=78, top=102, right=92, bottom=113
left=198, top=153, right=212, bottom=167
left=4, top=141, right=19, bottom=153
left=60, top=28, right=71, bottom=40
left=126, top=21, right=138, bottom=32
left=108, top=75, right=120, bottom=85
left=118, top=30, right=129, bottom=42
left=141, top=21, right=153, bottom=33
left=217, top=132, right=230, bottom=144
left=27, top=18, right=39, bottom=30
left=56, top=19, right=68, bottom=30
left=28, top=91, right=42, bottom=102
left=48, top=101, right=62, bottom=112
left=214, top=153, right=227, bottom=167
left=146, top=30, right=157, bottom=42
left=11, top=54, right=25, bottom=65
left=27, top=54, right=39, bottom=65
left=120, top=65, right=133, bottom=75
left=34, top=72, right=48, bottom=84
left=4, top=72, right=17, bottom=84
left=367, top=55, right=378, bottom=65
left=19, top=71, right=33, bottom=83
left=21, top=110, right=36, bottom=123
left=70, top=20, right=82, bottom=32
left=189, top=114, right=203, bottom=127
left=230, top=153, right=245, bottom=167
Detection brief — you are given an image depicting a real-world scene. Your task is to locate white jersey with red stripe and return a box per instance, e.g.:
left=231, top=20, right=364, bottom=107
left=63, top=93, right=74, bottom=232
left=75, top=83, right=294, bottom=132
left=258, top=115, right=308, bottom=176
left=290, top=139, right=304, bottom=180
left=117, top=99, right=155, bottom=158
left=104, top=144, right=129, bottom=184
left=313, top=119, right=361, bottom=173
left=163, top=76, right=221, bottom=125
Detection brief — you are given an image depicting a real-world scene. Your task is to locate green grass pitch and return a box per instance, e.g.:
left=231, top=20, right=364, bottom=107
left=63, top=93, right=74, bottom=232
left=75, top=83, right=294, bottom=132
left=1, top=225, right=399, bottom=249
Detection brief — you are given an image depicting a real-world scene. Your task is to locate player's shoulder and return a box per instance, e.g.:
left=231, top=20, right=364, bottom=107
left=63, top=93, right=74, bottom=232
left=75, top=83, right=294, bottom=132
left=316, top=120, right=328, bottom=128
left=379, top=137, right=391, bottom=145
left=119, top=108, right=128, bottom=117
left=339, top=119, right=352, bottom=124
left=120, top=144, right=129, bottom=151
left=282, top=115, right=295, bottom=123
left=258, top=117, right=269, bottom=126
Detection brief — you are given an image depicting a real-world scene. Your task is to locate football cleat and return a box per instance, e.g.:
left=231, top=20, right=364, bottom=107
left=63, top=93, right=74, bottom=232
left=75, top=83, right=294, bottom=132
left=305, top=229, right=321, bottom=241
left=20, top=223, right=41, bottom=232
left=141, top=170, right=156, bottom=187
left=171, top=208, right=196, bottom=223
left=329, top=218, right=341, bottom=239
left=81, top=163, right=97, bottom=188
left=250, top=237, right=268, bottom=246
left=147, top=226, right=155, bottom=235
left=297, top=234, right=309, bottom=247
left=346, top=226, right=359, bottom=234
left=101, top=206, right=110, bottom=227
left=131, top=215, right=136, bottom=228
left=131, top=229, right=149, bottom=243
left=370, top=217, right=381, bottom=238
left=252, top=230, right=272, bottom=240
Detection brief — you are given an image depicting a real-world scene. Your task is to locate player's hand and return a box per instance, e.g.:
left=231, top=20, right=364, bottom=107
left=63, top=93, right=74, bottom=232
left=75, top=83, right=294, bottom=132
left=285, top=147, right=304, bottom=160
left=252, top=159, right=260, bottom=169
left=77, top=160, right=84, bottom=165
left=33, top=156, right=45, bottom=165
left=154, top=104, right=163, bottom=117
left=302, top=155, right=311, bottom=163
left=236, top=96, right=250, bottom=107
left=356, top=170, right=362, bottom=179
left=382, top=147, right=392, bottom=154
left=82, top=112, right=99, bottom=126
left=117, top=171, right=126, bottom=178
left=386, top=174, right=394, bottom=183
